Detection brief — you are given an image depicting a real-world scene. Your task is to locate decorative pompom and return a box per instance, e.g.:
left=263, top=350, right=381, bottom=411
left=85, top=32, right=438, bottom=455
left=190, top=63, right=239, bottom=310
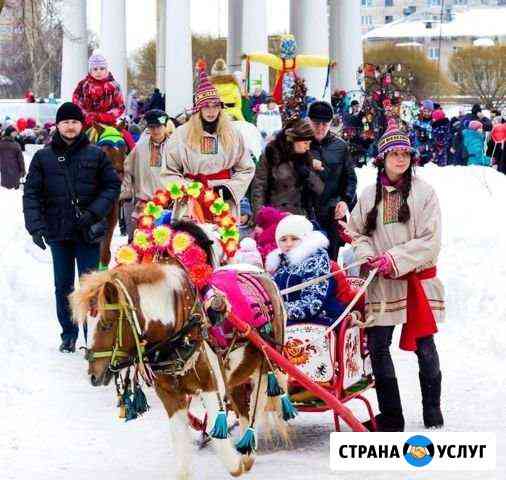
left=235, top=426, right=256, bottom=455
left=210, top=198, right=229, bottom=216
left=171, top=232, right=193, bottom=254
left=210, top=410, right=228, bottom=439
left=179, top=245, right=208, bottom=268
left=223, top=239, right=239, bottom=257
left=153, top=189, right=171, bottom=207
left=143, top=201, right=163, bottom=219
left=185, top=181, right=203, bottom=199
left=115, top=245, right=138, bottom=265
left=132, top=385, right=150, bottom=415
left=188, top=263, right=213, bottom=289
left=220, top=225, right=240, bottom=243
left=132, top=229, right=152, bottom=252
left=138, top=214, right=155, bottom=229
left=152, top=225, right=173, bottom=250
left=203, top=189, right=217, bottom=205
left=154, top=210, right=172, bottom=226
left=219, top=215, right=236, bottom=229
left=166, top=181, right=184, bottom=200
left=280, top=393, right=298, bottom=421
left=267, top=371, right=283, bottom=397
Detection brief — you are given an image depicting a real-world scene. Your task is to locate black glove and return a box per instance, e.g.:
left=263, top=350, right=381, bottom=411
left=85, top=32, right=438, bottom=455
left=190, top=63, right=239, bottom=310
left=32, top=232, right=46, bottom=250
left=77, top=210, right=95, bottom=229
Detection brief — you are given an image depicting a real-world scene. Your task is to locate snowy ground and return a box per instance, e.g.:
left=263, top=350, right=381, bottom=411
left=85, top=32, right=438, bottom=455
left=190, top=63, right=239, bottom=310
left=1, top=164, right=505, bottom=480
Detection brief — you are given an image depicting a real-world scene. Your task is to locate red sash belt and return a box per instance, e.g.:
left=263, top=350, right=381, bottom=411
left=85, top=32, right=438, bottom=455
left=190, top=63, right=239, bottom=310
left=398, top=266, right=438, bottom=352
left=186, top=169, right=231, bottom=187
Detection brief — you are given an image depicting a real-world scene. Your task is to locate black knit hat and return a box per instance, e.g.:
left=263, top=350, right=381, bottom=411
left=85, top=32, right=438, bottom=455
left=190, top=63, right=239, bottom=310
left=56, top=102, right=84, bottom=124
left=308, top=101, right=334, bottom=122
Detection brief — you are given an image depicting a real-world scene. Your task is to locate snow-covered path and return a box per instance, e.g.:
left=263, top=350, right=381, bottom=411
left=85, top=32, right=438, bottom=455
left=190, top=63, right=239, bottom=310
left=1, top=165, right=504, bottom=480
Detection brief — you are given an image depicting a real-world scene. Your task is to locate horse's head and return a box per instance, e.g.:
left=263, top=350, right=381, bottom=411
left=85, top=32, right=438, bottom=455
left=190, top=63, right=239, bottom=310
left=101, top=145, right=127, bottom=180
left=70, top=265, right=166, bottom=387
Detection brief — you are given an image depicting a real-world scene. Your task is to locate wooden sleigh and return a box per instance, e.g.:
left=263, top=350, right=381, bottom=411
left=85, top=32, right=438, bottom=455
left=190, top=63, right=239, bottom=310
left=284, top=277, right=376, bottom=431
left=189, top=276, right=377, bottom=436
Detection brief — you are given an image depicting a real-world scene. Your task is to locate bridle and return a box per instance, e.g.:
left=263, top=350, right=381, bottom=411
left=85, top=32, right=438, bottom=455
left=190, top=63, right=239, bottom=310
left=84, top=276, right=204, bottom=378
left=84, top=278, right=146, bottom=373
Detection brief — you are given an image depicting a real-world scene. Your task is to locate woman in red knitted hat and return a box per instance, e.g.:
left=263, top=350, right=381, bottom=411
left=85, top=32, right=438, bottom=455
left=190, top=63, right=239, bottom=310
left=347, top=127, right=445, bottom=432
left=162, top=68, right=255, bottom=219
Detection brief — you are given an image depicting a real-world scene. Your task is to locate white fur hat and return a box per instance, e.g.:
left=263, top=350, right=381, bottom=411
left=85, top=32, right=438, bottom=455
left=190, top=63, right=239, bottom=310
left=275, top=215, right=313, bottom=246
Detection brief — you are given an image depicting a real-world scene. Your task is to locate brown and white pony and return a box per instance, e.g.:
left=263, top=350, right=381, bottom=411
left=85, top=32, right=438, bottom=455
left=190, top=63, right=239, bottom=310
left=87, top=122, right=128, bottom=268
left=70, top=230, right=287, bottom=479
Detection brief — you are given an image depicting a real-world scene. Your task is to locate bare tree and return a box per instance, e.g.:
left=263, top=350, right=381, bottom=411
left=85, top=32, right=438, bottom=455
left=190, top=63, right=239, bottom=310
left=449, top=45, right=506, bottom=109
left=19, top=0, right=63, bottom=96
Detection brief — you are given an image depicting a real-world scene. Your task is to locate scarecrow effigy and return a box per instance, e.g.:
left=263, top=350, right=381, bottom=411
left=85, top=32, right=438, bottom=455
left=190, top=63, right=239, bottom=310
left=243, top=34, right=334, bottom=105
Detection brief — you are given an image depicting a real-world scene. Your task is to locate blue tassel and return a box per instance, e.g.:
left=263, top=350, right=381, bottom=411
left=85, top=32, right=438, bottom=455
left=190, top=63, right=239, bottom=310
left=235, top=426, right=256, bottom=455
left=281, top=393, right=298, bottom=421
left=210, top=410, right=228, bottom=439
left=267, top=371, right=283, bottom=397
left=132, top=385, right=150, bottom=415
left=122, top=389, right=138, bottom=422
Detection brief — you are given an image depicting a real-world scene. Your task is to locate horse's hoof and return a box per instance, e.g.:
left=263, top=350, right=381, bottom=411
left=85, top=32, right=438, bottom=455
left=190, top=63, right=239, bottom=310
left=242, top=454, right=255, bottom=472
left=229, top=460, right=244, bottom=477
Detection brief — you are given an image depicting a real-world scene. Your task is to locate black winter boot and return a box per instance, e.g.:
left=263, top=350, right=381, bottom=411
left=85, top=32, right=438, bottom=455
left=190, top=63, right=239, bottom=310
left=419, top=372, right=444, bottom=429
left=364, top=377, right=405, bottom=432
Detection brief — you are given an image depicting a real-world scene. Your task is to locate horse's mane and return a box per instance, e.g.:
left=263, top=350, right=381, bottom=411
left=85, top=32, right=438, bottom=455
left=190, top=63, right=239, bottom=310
left=171, top=220, right=215, bottom=262
left=69, top=264, right=167, bottom=324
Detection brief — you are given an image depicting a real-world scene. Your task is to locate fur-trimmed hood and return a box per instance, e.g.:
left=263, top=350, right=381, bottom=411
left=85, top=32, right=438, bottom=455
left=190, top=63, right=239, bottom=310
left=265, top=230, right=329, bottom=272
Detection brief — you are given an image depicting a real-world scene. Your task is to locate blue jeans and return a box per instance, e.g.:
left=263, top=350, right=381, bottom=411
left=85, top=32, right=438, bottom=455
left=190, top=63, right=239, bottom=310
left=49, top=240, right=100, bottom=342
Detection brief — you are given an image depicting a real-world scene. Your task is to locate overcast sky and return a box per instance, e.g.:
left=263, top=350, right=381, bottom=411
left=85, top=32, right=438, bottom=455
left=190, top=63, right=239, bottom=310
left=87, top=0, right=290, bottom=54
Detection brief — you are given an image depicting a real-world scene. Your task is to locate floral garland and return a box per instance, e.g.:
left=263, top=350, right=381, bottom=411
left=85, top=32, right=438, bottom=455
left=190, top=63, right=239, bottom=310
left=115, top=181, right=240, bottom=289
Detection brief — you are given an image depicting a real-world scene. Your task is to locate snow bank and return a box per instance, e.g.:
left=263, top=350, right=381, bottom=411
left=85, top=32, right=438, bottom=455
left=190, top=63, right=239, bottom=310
left=0, top=164, right=504, bottom=479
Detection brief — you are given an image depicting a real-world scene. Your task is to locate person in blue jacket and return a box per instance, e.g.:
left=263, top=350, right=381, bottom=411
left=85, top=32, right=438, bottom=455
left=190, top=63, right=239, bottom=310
left=462, top=120, right=490, bottom=166
left=266, top=214, right=345, bottom=326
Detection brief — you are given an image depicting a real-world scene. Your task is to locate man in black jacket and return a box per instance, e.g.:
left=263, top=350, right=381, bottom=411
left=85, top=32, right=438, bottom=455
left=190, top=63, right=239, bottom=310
left=23, top=102, right=120, bottom=353
left=308, top=101, right=357, bottom=260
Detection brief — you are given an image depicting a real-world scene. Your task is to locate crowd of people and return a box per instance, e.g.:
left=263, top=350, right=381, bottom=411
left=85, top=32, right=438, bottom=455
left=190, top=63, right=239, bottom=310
left=4, top=49, right=505, bottom=433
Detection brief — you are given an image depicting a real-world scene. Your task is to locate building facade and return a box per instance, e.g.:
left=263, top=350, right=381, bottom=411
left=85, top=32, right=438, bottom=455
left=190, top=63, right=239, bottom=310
left=363, top=6, right=506, bottom=75
left=360, top=0, right=505, bottom=33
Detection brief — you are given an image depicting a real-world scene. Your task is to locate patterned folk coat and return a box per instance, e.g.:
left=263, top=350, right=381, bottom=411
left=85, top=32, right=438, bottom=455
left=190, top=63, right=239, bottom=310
left=160, top=121, right=255, bottom=218
left=347, top=175, right=445, bottom=327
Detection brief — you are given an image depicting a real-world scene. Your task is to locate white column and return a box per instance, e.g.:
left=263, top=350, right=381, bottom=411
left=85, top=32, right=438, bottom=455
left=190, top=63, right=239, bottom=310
left=290, top=0, right=329, bottom=100
left=227, top=0, right=243, bottom=73
left=164, top=0, right=193, bottom=116
left=60, top=0, right=88, bottom=101
left=242, top=0, right=269, bottom=92
left=100, top=0, right=127, bottom=94
left=330, top=0, right=363, bottom=93
left=156, top=0, right=166, bottom=90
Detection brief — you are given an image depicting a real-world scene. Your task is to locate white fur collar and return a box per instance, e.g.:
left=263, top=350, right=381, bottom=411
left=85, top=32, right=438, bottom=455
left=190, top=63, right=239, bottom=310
left=265, top=231, right=329, bottom=272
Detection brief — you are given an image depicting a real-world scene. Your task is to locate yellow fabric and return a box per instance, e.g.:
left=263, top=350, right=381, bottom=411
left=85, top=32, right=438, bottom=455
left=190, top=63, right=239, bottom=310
left=246, top=53, right=283, bottom=71
left=296, top=55, right=331, bottom=68
left=214, top=82, right=245, bottom=121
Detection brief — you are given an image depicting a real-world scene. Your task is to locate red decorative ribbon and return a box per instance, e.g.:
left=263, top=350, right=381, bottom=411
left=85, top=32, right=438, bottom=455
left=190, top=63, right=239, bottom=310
left=398, top=266, right=438, bottom=352
left=186, top=169, right=231, bottom=188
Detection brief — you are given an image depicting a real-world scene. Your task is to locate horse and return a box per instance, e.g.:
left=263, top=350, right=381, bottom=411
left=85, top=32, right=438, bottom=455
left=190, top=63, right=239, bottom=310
left=87, top=122, right=128, bottom=268
left=70, top=221, right=288, bottom=480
